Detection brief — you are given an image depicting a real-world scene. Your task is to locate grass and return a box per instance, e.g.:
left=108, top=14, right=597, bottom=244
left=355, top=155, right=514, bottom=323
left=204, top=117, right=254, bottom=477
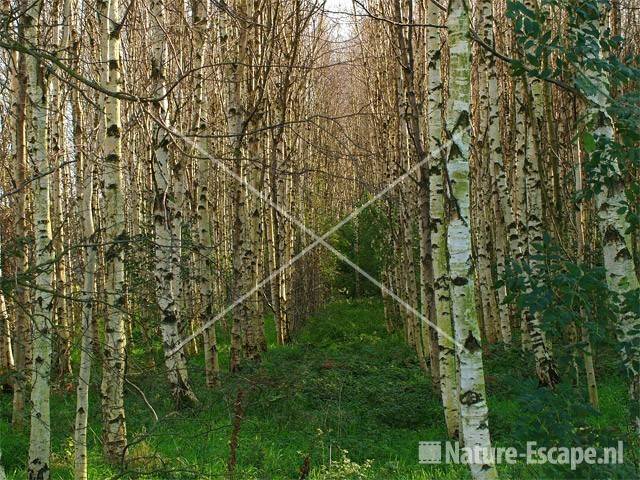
left=1, top=298, right=637, bottom=479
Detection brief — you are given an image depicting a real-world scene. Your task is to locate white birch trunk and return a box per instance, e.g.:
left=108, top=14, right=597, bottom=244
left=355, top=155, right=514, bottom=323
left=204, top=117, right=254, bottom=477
left=447, top=1, right=497, bottom=477
left=575, top=139, right=599, bottom=409
left=425, top=0, right=459, bottom=438
left=72, top=79, right=96, bottom=480
left=11, top=49, right=30, bottom=431
left=100, top=0, right=128, bottom=463
left=192, top=0, right=219, bottom=388
left=480, top=0, right=513, bottom=344
left=150, top=0, right=197, bottom=405
left=25, top=0, right=53, bottom=477
left=514, top=0, right=559, bottom=387
left=520, top=76, right=559, bottom=387
left=579, top=2, right=640, bottom=434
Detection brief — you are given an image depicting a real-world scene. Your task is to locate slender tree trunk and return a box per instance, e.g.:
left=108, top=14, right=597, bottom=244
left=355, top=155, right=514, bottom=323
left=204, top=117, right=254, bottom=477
left=150, top=0, right=198, bottom=406
left=521, top=75, right=559, bottom=388
left=446, top=0, right=497, bottom=477
left=25, top=0, right=53, bottom=477
left=220, top=0, right=257, bottom=370
left=247, top=128, right=267, bottom=354
left=72, top=80, right=96, bottom=480
left=575, top=135, right=599, bottom=410
left=192, top=0, right=219, bottom=388
left=579, top=1, right=640, bottom=434
left=424, top=0, right=459, bottom=438
left=510, top=0, right=558, bottom=387
left=11, top=34, right=31, bottom=434
left=418, top=185, right=439, bottom=384
left=100, top=0, right=128, bottom=463
left=49, top=0, right=72, bottom=379
left=513, top=84, right=531, bottom=351
left=269, top=95, right=292, bottom=345
left=0, top=235, right=14, bottom=379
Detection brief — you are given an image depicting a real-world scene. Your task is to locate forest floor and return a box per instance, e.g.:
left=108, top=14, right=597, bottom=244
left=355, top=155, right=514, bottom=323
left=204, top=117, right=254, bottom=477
left=1, top=299, right=636, bottom=479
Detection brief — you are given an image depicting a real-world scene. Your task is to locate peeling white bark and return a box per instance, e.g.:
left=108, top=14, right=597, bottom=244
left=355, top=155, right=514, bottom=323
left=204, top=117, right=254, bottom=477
left=447, top=0, right=498, bottom=478
left=100, top=0, right=128, bottom=463
left=150, top=0, right=197, bottom=406
left=24, top=0, right=53, bottom=477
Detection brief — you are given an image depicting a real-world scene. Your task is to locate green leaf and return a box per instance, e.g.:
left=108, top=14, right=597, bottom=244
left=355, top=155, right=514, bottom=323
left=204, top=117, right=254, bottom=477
left=582, top=132, right=596, bottom=152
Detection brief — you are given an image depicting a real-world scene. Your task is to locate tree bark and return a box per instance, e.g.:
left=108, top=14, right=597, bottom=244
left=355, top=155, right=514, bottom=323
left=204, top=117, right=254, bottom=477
left=72, top=74, right=96, bottom=480
left=150, top=0, right=198, bottom=406
left=447, top=0, right=498, bottom=477
left=24, top=0, right=53, bottom=477
left=100, top=0, right=128, bottom=463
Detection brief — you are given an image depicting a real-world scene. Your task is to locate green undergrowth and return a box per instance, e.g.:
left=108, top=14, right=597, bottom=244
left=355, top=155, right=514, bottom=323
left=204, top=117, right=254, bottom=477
left=1, top=299, right=636, bottom=479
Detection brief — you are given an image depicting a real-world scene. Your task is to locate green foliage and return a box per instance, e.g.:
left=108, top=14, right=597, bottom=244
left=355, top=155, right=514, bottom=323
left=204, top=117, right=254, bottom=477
left=501, top=237, right=637, bottom=477
left=507, top=0, right=640, bottom=234
left=329, top=198, right=391, bottom=298
left=504, top=238, right=620, bottom=370
left=484, top=337, right=635, bottom=478
left=0, top=421, right=28, bottom=475
left=0, top=300, right=634, bottom=479
left=502, top=379, right=634, bottom=479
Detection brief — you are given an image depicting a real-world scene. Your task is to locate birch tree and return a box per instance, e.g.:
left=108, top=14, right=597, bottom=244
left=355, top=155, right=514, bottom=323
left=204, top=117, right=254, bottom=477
left=10, top=48, right=30, bottom=431
left=71, top=12, right=97, bottom=474
left=24, top=0, right=53, bottom=476
left=576, top=0, right=640, bottom=435
left=446, top=0, right=497, bottom=477
left=0, top=234, right=13, bottom=378
left=478, top=0, right=513, bottom=344
left=100, top=0, right=128, bottom=463
left=191, top=0, right=220, bottom=388
left=426, top=0, right=459, bottom=437
left=150, top=0, right=198, bottom=405
left=515, top=0, right=560, bottom=388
